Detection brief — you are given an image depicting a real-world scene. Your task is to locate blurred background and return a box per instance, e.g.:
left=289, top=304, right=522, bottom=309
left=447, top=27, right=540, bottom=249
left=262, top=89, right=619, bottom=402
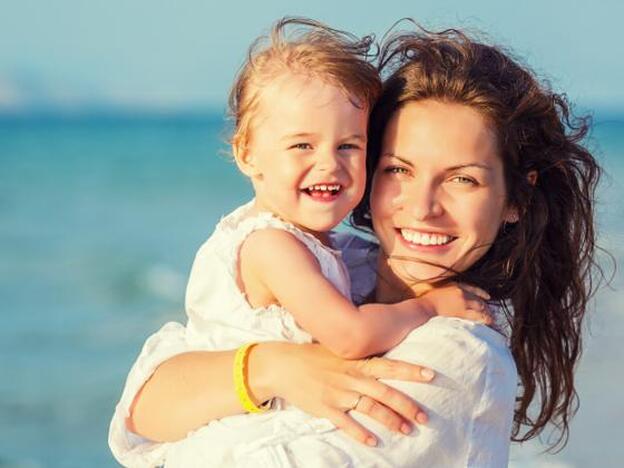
left=1, top=0, right=622, bottom=466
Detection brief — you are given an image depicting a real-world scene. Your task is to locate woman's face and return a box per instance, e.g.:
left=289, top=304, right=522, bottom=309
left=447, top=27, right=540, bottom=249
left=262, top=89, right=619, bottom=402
left=370, top=99, right=515, bottom=285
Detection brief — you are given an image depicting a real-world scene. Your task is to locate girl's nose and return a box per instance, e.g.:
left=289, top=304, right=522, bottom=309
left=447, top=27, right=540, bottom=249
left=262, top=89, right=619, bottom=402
left=316, top=149, right=341, bottom=172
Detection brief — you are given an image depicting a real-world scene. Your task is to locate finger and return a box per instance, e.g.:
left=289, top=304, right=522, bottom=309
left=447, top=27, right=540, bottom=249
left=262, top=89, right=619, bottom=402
left=458, top=284, right=491, bottom=300
left=353, top=394, right=411, bottom=434
left=465, top=299, right=486, bottom=311
left=361, top=356, right=435, bottom=382
left=461, top=306, right=493, bottom=324
left=326, top=408, right=378, bottom=446
left=350, top=376, right=428, bottom=424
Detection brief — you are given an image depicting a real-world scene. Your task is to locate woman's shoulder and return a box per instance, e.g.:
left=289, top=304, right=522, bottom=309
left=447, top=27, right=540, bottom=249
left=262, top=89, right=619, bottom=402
left=330, top=231, right=379, bottom=303
left=391, top=317, right=517, bottom=386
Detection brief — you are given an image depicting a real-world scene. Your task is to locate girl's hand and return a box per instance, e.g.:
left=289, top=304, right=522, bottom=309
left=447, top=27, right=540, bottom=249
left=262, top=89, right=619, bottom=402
left=256, top=342, right=434, bottom=446
left=418, top=283, right=493, bottom=325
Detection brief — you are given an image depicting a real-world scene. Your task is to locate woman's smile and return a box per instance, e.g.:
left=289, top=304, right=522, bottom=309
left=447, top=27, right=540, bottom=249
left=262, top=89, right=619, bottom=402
left=396, top=228, right=457, bottom=250
left=371, top=99, right=513, bottom=283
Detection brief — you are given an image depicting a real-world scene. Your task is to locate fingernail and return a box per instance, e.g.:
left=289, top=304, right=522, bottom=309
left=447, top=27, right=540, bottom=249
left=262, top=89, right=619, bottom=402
left=420, top=368, right=435, bottom=380
left=416, top=412, right=428, bottom=424
left=401, top=422, right=412, bottom=434
left=366, top=436, right=377, bottom=447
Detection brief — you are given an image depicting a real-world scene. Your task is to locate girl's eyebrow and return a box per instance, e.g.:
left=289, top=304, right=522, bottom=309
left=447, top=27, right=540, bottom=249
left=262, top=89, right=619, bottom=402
left=343, top=134, right=366, bottom=141
left=281, top=132, right=315, bottom=141
left=281, top=132, right=366, bottom=141
left=382, top=154, right=492, bottom=171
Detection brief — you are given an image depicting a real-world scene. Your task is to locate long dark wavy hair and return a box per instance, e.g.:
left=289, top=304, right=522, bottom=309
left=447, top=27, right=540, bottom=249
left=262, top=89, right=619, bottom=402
left=351, top=25, right=602, bottom=450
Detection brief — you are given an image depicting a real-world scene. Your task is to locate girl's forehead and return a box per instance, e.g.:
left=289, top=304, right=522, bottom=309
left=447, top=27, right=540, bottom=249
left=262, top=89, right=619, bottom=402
left=258, top=72, right=362, bottom=109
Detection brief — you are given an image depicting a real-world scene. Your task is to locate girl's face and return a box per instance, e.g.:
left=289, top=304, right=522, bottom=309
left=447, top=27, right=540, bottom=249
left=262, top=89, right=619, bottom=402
left=238, top=73, right=368, bottom=242
left=371, top=99, right=516, bottom=286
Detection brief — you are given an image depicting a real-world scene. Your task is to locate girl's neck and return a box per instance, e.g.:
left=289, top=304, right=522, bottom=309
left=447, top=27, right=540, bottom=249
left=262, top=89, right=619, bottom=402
left=374, top=252, right=433, bottom=303
left=249, top=199, right=331, bottom=246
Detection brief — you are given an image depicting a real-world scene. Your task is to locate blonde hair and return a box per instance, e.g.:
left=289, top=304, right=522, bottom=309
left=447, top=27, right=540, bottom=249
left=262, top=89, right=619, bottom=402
left=228, top=17, right=381, bottom=152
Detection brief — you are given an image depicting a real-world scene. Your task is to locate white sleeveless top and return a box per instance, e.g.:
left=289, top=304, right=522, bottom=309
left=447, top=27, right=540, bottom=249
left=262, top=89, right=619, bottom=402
left=109, top=201, right=353, bottom=466
left=183, top=200, right=351, bottom=350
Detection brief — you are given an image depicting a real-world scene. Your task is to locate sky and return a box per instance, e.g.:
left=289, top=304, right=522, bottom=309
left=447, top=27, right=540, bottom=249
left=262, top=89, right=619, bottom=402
left=1, top=0, right=623, bottom=113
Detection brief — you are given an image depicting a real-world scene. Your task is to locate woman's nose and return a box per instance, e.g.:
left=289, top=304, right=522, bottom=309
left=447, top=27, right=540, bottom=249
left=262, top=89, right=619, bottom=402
left=405, top=181, right=444, bottom=220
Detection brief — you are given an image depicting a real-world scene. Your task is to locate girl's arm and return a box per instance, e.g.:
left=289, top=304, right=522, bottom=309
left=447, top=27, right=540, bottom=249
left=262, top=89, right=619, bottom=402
left=241, top=229, right=489, bottom=359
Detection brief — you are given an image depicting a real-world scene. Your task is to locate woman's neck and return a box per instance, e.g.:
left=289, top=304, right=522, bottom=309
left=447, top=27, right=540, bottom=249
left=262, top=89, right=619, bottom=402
left=374, top=252, right=433, bottom=303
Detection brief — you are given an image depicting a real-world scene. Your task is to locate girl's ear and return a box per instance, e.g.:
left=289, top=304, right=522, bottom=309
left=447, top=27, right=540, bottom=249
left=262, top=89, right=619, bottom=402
left=232, top=142, right=262, bottom=179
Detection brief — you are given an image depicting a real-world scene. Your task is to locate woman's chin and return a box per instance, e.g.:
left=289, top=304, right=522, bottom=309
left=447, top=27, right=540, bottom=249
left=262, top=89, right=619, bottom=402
left=393, top=261, right=452, bottom=287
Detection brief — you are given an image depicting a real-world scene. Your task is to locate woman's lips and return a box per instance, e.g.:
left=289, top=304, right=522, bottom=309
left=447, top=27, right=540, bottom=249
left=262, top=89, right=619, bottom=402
left=396, top=228, right=457, bottom=251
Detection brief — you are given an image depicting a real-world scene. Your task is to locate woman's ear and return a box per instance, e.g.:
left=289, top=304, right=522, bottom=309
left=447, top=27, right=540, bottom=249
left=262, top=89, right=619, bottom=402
left=504, top=207, right=520, bottom=224
left=504, top=171, right=538, bottom=223
left=232, top=142, right=262, bottom=179
left=527, top=170, right=538, bottom=186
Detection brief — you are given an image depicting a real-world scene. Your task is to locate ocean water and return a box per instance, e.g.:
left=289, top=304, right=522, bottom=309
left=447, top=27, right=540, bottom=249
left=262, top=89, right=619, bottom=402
left=0, top=113, right=622, bottom=468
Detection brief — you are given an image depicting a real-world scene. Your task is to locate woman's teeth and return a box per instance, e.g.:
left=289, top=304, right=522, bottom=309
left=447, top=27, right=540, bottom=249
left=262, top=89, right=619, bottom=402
left=400, top=229, right=454, bottom=246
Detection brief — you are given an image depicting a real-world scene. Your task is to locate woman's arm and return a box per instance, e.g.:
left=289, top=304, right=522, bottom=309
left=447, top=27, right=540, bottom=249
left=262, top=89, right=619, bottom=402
left=114, top=335, right=436, bottom=446
left=127, top=346, right=272, bottom=442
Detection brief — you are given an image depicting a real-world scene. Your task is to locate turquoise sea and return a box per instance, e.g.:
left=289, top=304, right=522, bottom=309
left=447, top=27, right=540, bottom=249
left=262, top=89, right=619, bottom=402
left=1, top=113, right=622, bottom=467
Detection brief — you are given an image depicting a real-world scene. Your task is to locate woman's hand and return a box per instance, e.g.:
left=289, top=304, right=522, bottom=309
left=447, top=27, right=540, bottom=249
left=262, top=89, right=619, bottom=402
left=252, top=342, right=434, bottom=446
left=418, top=283, right=493, bottom=325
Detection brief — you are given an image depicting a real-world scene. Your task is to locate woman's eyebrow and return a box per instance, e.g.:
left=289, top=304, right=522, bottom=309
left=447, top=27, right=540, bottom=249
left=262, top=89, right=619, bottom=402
left=381, top=153, right=414, bottom=167
left=446, top=163, right=493, bottom=171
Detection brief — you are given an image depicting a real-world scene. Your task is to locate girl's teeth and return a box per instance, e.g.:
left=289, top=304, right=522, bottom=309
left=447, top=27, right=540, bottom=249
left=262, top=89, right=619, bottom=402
left=400, top=229, right=453, bottom=246
left=308, top=184, right=340, bottom=192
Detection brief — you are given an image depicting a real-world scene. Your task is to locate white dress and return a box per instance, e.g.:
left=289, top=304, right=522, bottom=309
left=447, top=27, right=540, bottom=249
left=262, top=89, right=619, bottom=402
left=109, top=202, right=518, bottom=467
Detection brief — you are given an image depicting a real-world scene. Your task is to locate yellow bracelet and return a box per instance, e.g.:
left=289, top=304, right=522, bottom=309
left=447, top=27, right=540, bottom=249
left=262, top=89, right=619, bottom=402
left=233, top=343, right=266, bottom=413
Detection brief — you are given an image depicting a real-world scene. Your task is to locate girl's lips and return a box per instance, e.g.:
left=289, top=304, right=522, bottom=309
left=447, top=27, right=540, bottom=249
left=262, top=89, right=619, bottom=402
left=303, top=190, right=341, bottom=202
left=301, top=183, right=343, bottom=202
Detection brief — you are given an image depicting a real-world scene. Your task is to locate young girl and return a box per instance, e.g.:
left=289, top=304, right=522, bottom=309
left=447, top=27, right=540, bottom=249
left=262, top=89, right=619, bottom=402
left=110, top=18, right=491, bottom=466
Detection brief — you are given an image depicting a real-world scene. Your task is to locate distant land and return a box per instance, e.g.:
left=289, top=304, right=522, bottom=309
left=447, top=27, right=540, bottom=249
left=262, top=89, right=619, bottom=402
left=0, top=71, right=622, bottom=123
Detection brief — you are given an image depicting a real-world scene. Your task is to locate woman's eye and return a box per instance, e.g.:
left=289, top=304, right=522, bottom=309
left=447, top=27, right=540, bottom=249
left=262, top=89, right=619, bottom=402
left=290, top=143, right=312, bottom=150
left=384, top=166, right=409, bottom=175
left=450, top=175, right=478, bottom=185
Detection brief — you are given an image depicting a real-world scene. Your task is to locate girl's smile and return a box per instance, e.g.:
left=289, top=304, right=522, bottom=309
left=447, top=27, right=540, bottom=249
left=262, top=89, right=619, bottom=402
left=234, top=72, right=368, bottom=241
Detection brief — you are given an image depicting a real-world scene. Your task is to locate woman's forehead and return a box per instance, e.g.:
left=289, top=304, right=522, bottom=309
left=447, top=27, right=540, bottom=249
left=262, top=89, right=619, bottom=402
left=381, top=100, right=500, bottom=169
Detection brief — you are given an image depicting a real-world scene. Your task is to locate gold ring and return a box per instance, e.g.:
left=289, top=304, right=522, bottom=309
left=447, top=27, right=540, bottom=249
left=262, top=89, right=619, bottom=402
left=350, top=394, right=364, bottom=411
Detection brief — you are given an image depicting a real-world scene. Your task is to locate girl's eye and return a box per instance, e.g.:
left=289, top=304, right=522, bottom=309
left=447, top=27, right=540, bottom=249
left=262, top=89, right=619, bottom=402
left=450, top=175, right=478, bottom=185
left=383, top=166, right=409, bottom=175
left=290, top=143, right=312, bottom=150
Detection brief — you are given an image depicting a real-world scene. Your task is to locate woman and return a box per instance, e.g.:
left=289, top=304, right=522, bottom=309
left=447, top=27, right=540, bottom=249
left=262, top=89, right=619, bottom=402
left=109, top=25, right=600, bottom=467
